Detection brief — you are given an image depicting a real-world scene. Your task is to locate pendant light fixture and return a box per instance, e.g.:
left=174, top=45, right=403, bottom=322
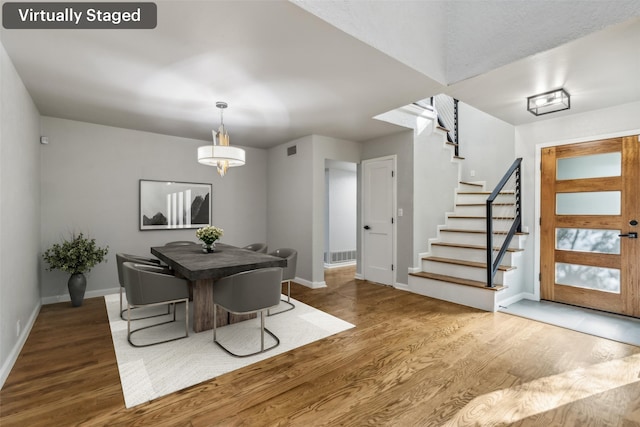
left=197, top=101, right=245, bottom=176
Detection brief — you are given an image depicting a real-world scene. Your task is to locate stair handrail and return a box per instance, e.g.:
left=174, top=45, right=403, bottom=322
left=486, top=158, right=522, bottom=287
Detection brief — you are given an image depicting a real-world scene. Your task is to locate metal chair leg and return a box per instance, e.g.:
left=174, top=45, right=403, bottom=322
left=127, top=299, right=189, bottom=347
left=268, top=280, right=295, bottom=316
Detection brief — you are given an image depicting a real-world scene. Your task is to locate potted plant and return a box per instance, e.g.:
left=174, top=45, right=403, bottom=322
left=43, top=233, right=109, bottom=307
left=196, top=225, right=224, bottom=253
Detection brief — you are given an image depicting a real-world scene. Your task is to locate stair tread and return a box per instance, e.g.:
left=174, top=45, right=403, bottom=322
left=441, top=228, right=529, bottom=235
left=423, top=256, right=515, bottom=271
left=459, top=181, right=484, bottom=187
left=431, top=242, right=524, bottom=252
left=456, top=203, right=514, bottom=206
left=436, top=125, right=450, bottom=132
left=457, top=191, right=515, bottom=195
left=448, top=215, right=515, bottom=219
left=410, top=271, right=506, bottom=291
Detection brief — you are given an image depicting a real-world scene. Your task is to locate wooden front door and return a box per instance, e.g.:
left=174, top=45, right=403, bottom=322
left=540, top=135, right=639, bottom=317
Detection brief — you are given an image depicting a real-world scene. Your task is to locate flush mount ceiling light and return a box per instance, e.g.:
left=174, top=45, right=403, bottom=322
left=197, top=101, right=245, bottom=177
left=527, top=88, right=570, bottom=116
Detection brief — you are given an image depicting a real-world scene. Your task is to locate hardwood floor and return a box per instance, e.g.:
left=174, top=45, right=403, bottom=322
left=1, top=266, right=639, bottom=426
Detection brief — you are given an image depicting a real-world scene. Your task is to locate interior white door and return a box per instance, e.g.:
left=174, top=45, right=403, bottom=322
left=362, top=157, right=395, bottom=286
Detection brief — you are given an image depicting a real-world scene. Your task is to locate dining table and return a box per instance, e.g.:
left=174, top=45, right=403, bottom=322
left=151, top=242, right=287, bottom=332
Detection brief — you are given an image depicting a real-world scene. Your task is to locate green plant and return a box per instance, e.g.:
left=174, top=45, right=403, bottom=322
left=43, top=233, right=109, bottom=274
left=195, top=225, right=224, bottom=245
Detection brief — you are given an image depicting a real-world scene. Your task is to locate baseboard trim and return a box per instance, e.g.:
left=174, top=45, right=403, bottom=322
left=498, top=292, right=538, bottom=309
left=394, top=282, right=409, bottom=291
left=0, top=301, right=40, bottom=389
left=294, top=277, right=326, bottom=289
left=41, top=287, right=120, bottom=305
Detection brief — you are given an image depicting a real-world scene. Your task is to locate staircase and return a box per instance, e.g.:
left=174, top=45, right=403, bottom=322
left=408, top=181, right=528, bottom=312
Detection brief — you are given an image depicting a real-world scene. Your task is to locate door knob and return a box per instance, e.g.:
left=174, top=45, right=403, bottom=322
left=363, top=225, right=371, bottom=230
left=618, top=232, right=638, bottom=238
left=630, top=219, right=638, bottom=226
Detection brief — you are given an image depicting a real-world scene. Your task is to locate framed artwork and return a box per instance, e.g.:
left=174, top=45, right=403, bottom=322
left=139, top=180, right=212, bottom=230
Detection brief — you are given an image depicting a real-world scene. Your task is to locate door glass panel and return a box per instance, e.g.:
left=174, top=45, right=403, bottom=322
left=557, top=152, right=621, bottom=180
left=556, top=228, right=621, bottom=254
left=556, top=191, right=621, bottom=215
left=555, top=262, right=621, bottom=293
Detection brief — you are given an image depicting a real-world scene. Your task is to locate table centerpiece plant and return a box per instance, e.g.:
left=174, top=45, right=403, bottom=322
left=42, top=232, right=109, bottom=307
left=196, top=225, right=224, bottom=253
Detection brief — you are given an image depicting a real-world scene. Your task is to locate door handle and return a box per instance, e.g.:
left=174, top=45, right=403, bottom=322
left=618, top=232, right=638, bottom=238
left=363, top=225, right=371, bottom=230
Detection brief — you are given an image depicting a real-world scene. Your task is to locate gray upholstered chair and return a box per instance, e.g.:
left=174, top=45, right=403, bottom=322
left=164, top=241, right=197, bottom=246
left=122, top=261, right=190, bottom=347
left=116, top=253, right=169, bottom=321
left=242, top=243, right=268, bottom=253
left=213, top=267, right=282, bottom=357
left=268, top=248, right=297, bottom=314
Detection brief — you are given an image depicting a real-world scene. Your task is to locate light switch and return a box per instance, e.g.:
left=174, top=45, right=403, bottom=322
left=398, top=208, right=403, bottom=217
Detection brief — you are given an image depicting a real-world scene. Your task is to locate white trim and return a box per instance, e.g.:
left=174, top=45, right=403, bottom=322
left=497, top=292, right=537, bottom=309
left=294, top=276, right=327, bottom=289
left=354, top=273, right=364, bottom=280
left=533, top=129, right=640, bottom=300
left=41, top=287, right=120, bottom=305
left=394, top=282, right=409, bottom=291
left=323, top=261, right=356, bottom=269
left=0, top=302, right=40, bottom=389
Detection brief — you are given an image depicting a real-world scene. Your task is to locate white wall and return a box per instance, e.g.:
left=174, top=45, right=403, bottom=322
left=458, top=102, right=515, bottom=188
left=515, top=100, right=640, bottom=296
left=267, top=135, right=361, bottom=287
left=39, top=117, right=268, bottom=301
left=0, top=43, right=42, bottom=388
left=267, top=136, right=314, bottom=284
left=413, top=126, right=460, bottom=270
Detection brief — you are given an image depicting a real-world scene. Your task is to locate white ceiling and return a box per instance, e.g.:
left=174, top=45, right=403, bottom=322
left=2, top=1, right=639, bottom=149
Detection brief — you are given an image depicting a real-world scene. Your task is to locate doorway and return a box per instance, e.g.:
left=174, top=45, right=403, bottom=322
left=540, top=135, right=639, bottom=317
left=361, top=156, right=396, bottom=286
left=324, top=160, right=358, bottom=268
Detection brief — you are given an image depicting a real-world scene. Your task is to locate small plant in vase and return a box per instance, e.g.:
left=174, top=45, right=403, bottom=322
left=196, top=225, right=224, bottom=253
left=43, top=233, right=109, bottom=307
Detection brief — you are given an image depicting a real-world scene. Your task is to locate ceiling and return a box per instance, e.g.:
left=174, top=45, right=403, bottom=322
left=2, top=1, right=639, bottom=149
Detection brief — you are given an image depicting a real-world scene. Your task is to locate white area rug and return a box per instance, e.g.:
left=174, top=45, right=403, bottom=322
left=105, top=294, right=354, bottom=408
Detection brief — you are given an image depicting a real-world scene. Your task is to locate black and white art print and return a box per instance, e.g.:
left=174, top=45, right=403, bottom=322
left=139, top=180, right=211, bottom=230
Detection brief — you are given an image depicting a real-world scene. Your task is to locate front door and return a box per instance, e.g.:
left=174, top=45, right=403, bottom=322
left=540, top=135, right=639, bottom=317
left=362, top=156, right=395, bottom=286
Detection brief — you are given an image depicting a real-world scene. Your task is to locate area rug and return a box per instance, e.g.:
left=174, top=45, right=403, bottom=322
left=105, top=294, right=354, bottom=408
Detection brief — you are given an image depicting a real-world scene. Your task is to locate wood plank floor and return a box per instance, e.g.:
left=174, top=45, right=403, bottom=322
left=1, top=266, right=639, bottom=426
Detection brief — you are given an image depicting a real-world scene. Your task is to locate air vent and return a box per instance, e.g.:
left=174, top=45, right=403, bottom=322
left=287, top=145, right=297, bottom=156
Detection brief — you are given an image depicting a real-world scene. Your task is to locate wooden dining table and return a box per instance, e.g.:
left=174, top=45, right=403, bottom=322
left=151, top=243, right=287, bottom=332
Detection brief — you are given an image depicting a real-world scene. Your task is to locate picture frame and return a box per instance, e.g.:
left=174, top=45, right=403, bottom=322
left=139, top=179, right=212, bottom=231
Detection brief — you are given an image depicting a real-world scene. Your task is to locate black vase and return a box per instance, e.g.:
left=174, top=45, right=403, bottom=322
left=68, top=273, right=87, bottom=307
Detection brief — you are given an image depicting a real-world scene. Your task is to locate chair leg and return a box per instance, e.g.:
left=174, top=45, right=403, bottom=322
left=127, top=299, right=189, bottom=348
left=268, top=280, right=295, bottom=316
left=213, top=309, right=280, bottom=358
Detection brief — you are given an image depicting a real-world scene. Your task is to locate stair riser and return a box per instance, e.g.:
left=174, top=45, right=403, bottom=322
left=458, top=183, right=484, bottom=192
left=408, top=276, right=500, bottom=312
left=457, top=193, right=514, bottom=204
left=421, top=260, right=505, bottom=283
left=439, top=231, right=526, bottom=249
left=446, top=217, right=514, bottom=231
left=430, top=245, right=515, bottom=265
left=454, top=205, right=490, bottom=216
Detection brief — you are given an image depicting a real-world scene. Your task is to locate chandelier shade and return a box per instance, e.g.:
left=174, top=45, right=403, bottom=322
left=197, top=145, right=246, bottom=167
left=197, top=101, right=245, bottom=177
